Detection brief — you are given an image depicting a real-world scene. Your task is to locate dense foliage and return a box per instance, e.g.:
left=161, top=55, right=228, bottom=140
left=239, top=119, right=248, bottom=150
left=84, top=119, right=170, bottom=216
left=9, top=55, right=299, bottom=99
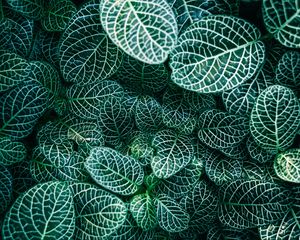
left=0, top=0, right=299, bottom=239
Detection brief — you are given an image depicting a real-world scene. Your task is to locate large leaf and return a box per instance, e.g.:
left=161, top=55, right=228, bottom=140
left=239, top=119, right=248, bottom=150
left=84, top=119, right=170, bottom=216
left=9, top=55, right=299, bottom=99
left=69, top=182, right=127, bottom=240
left=67, top=80, right=124, bottom=120
left=250, top=85, right=300, bottom=154
left=0, top=164, right=12, bottom=214
left=41, top=0, right=77, bottom=32
left=0, top=51, right=30, bottom=92
left=85, top=147, right=144, bottom=195
left=262, top=0, right=300, bottom=48
left=100, top=0, right=178, bottom=64
left=0, top=83, right=48, bottom=139
left=219, top=180, right=292, bottom=229
left=180, top=181, right=218, bottom=232
left=246, top=136, right=275, bottom=164
left=197, top=109, right=249, bottom=150
left=2, top=181, right=75, bottom=239
left=151, top=129, right=194, bottom=179
left=274, top=149, right=300, bottom=183
left=155, top=194, right=190, bottom=233
left=130, top=193, right=158, bottom=230
left=170, top=15, right=265, bottom=93
left=5, top=0, right=45, bottom=19
left=0, top=137, right=27, bottom=166
left=60, top=0, right=123, bottom=85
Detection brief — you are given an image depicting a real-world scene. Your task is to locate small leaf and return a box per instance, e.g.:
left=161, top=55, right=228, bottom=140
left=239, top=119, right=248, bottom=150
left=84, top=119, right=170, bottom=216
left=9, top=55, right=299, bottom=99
left=5, top=0, right=45, bottom=19
left=130, top=193, right=157, bottom=230
left=0, top=137, right=27, bottom=166
left=85, top=147, right=144, bottom=195
left=155, top=194, right=190, bottom=233
left=274, top=149, right=300, bottom=183
left=250, top=85, right=300, bottom=154
left=0, top=164, right=12, bottom=214
left=151, top=129, right=194, bottom=179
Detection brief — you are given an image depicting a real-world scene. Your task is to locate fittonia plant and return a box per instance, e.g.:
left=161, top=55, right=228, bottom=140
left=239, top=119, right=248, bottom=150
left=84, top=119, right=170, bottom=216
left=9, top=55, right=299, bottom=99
left=0, top=0, right=300, bottom=239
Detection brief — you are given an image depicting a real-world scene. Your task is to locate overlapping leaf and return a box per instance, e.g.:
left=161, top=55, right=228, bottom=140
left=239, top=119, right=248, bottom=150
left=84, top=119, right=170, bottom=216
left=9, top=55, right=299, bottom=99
left=170, top=15, right=265, bottom=93
left=67, top=80, right=124, bottom=120
left=198, top=109, right=249, bottom=150
left=250, top=85, right=300, bottom=154
left=100, top=0, right=178, bottom=64
left=2, top=181, right=75, bottom=239
left=151, top=129, right=194, bottom=179
left=0, top=83, right=48, bottom=139
left=219, top=180, right=292, bottom=229
left=155, top=194, right=190, bottom=232
left=263, top=0, right=300, bottom=48
left=69, top=182, right=127, bottom=240
left=274, top=149, right=300, bottom=183
left=60, top=0, right=123, bottom=85
left=0, top=165, right=12, bottom=214
left=0, top=137, right=26, bottom=166
left=0, top=51, right=30, bottom=92
left=42, top=0, right=76, bottom=32
left=85, top=147, right=144, bottom=195
left=130, top=193, right=158, bottom=230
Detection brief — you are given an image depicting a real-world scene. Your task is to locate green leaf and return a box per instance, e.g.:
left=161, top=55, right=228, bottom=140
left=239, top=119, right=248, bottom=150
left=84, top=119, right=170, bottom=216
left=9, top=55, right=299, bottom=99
left=180, top=181, right=218, bottom=232
left=155, top=194, right=190, bottom=233
left=67, top=80, right=124, bottom=120
left=170, top=15, right=265, bottom=93
left=222, top=67, right=273, bottom=116
left=97, top=97, right=134, bottom=146
left=0, top=83, right=48, bottom=139
left=219, top=180, right=292, bottom=229
left=0, top=137, right=27, bottom=166
left=85, top=147, right=144, bottom=195
left=263, top=0, right=300, bottom=48
left=135, top=96, right=164, bottom=133
left=5, top=0, right=45, bottom=19
left=275, top=51, right=300, bottom=93
left=28, top=61, right=62, bottom=108
left=115, top=55, right=169, bottom=94
left=2, top=181, right=75, bottom=239
left=130, top=193, right=158, bottom=230
left=0, top=51, right=30, bottom=92
left=246, top=136, right=275, bottom=164
left=31, top=148, right=88, bottom=182
left=151, top=129, right=194, bottom=179
left=168, top=0, right=239, bottom=33
left=100, top=0, right=178, bottom=64
left=42, top=0, right=76, bottom=32
left=250, top=85, right=300, bottom=154
left=197, top=109, right=249, bottom=150
left=208, top=225, right=257, bottom=240
left=60, top=1, right=123, bottom=85
left=69, top=182, right=127, bottom=240
left=154, top=156, right=203, bottom=199
left=205, top=151, right=242, bottom=186
left=0, top=16, right=34, bottom=57
left=0, top=164, right=12, bottom=214
left=274, top=149, right=300, bottom=183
